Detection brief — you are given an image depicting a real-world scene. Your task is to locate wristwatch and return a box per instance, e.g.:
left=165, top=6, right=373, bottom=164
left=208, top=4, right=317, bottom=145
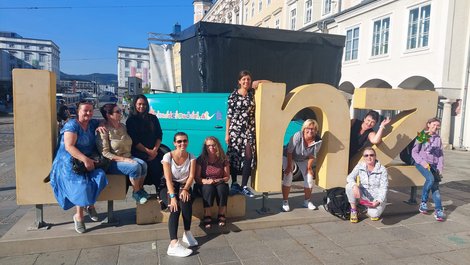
left=169, top=193, right=177, bottom=199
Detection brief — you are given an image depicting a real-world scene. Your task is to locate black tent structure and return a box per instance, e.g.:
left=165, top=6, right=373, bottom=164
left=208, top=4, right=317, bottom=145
left=174, top=22, right=345, bottom=93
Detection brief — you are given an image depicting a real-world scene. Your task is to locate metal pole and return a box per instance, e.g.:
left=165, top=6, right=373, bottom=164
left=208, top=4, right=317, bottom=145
left=403, top=186, right=418, bottom=205
left=28, top=204, right=50, bottom=230
left=256, top=192, right=272, bottom=214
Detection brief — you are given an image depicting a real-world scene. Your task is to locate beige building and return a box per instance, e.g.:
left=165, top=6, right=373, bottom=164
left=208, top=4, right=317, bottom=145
left=197, top=0, right=470, bottom=150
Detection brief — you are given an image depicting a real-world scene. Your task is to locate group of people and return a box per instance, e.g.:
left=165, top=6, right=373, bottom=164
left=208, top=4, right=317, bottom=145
left=49, top=69, right=446, bottom=258
left=344, top=113, right=445, bottom=223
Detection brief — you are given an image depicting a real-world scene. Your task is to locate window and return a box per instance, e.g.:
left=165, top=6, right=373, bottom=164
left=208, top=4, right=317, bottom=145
left=9, top=43, right=14, bottom=48
left=137, top=54, right=142, bottom=58
left=245, top=7, right=249, bottom=21
left=259, top=0, right=262, bottom=12
left=407, top=4, right=431, bottom=50
left=24, top=53, right=31, bottom=61
left=39, top=46, right=45, bottom=50
left=124, top=60, right=129, bottom=68
left=305, top=0, right=313, bottom=24
left=24, top=45, right=30, bottom=49
left=125, top=71, right=129, bottom=78
left=371, top=17, right=390, bottom=56
left=268, top=0, right=271, bottom=5
left=323, top=0, right=332, bottom=15
left=290, top=8, right=297, bottom=30
left=251, top=2, right=255, bottom=17
left=9, top=51, right=17, bottom=60
left=39, top=54, right=47, bottom=62
left=137, top=61, right=142, bottom=69
left=275, top=18, right=280, bottom=29
left=345, top=27, right=360, bottom=61
left=125, top=53, right=129, bottom=57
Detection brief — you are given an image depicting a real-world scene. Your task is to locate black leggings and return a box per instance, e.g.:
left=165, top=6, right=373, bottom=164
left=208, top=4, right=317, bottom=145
left=201, top=183, right=229, bottom=208
left=163, top=185, right=193, bottom=240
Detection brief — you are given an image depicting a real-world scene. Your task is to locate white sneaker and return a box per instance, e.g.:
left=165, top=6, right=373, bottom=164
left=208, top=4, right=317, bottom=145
left=167, top=241, right=192, bottom=257
left=182, top=231, right=198, bottom=247
left=303, top=200, right=317, bottom=210
left=282, top=200, right=290, bottom=212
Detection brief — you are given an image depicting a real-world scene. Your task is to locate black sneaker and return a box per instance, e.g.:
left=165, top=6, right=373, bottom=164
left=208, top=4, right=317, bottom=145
left=230, top=183, right=242, bottom=195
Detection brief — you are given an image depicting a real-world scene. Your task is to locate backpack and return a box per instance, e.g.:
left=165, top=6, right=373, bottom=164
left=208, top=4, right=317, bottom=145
left=322, top=187, right=351, bottom=220
left=399, top=138, right=423, bottom=165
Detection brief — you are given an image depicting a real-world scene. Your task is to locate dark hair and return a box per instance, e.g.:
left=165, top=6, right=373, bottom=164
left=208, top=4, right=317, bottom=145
left=365, top=110, right=379, bottom=122
left=77, top=99, right=94, bottom=110
left=237, top=70, right=252, bottom=88
left=173, top=132, right=188, bottom=142
left=99, top=103, right=117, bottom=121
left=427, top=117, right=441, bottom=124
left=129, top=94, right=149, bottom=116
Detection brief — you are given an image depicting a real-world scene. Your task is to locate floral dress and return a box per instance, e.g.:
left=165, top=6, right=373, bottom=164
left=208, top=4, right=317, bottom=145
left=49, top=119, right=108, bottom=210
left=226, top=89, right=256, bottom=171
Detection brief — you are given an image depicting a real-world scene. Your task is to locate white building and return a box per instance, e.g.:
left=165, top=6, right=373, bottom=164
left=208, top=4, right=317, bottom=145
left=198, top=0, right=470, bottom=150
left=117, top=46, right=151, bottom=91
left=0, top=32, right=60, bottom=94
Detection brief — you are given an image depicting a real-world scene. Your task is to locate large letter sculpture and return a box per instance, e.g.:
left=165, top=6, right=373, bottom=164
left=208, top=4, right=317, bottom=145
left=254, top=83, right=351, bottom=191
left=254, top=84, right=439, bottom=192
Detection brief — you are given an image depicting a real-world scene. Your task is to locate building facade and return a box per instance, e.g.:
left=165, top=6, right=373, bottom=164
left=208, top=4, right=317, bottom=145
left=117, top=46, right=151, bottom=91
left=0, top=32, right=60, bottom=96
left=198, top=0, right=470, bottom=150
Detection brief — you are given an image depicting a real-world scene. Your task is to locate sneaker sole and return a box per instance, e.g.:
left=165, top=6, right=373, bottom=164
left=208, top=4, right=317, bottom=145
left=167, top=250, right=192, bottom=257
left=419, top=210, right=429, bottom=214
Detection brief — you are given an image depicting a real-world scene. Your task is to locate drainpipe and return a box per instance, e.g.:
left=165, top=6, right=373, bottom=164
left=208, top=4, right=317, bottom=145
left=459, top=41, right=469, bottom=149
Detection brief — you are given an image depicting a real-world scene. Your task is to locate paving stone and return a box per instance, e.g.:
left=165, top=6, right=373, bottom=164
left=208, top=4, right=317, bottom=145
left=295, top=234, right=338, bottom=252
left=265, top=238, right=301, bottom=253
left=231, top=240, right=274, bottom=260
left=253, top=227, right=292, bottom=241
left=379, top=225, right=426, bottom=240
left=408, top=220, right=470, bottom=236
left=241, top=256, right=282, bottom=265
left=197, top=246, right=238, bottom=264
left=434, top=248, right=470, bottom=265
left=283, top=224, right=320, bottom=238
left=377, top=240, right=427, bottom=259
left=76, top=245, right=119, bottom=265
left=434, top=232, right=470, bottom=250
left=224, top=230, right=259, bottom=245
left=117, top=241, right=158, bottom=265
left=309, top=247, right=363, bottom=265
left=196, top=233, right=230, bottom=250
left=380, top=254, right=452, bottom=265
left=326, top=228, right=397, bottom=248
left=0, top=254, right=37, bottom=265
left=33, top=249, right=80, bottom=265
left=275, top=249, right=322, bottom=265
left=344, top=243, right=394, bottom=264
left=310, top=220, right=371, bottom=236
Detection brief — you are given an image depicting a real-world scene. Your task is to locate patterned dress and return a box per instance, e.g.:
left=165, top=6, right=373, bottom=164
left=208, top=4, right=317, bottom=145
left=226, top=89, right=256, bottom=172
left=49, top=119, right=108, bottom=210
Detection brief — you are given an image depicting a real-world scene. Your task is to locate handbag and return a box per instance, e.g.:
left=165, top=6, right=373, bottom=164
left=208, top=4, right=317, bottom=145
left=72, top=153, right=110, bottom=174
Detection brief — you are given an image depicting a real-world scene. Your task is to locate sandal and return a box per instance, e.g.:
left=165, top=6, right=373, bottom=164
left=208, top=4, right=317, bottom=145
left=203, top=216, right=212, bottom=229
left=218, top=214, right=226, bottom=227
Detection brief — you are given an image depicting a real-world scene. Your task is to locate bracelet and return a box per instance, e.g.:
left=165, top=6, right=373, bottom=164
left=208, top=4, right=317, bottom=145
left=380, top=125, right=385, bottom=129
left=169, top=193, right=177, bottom=198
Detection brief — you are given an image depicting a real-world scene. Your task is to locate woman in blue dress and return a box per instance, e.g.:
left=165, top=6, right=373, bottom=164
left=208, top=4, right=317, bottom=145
left=50, top=100, right=108, bottom=234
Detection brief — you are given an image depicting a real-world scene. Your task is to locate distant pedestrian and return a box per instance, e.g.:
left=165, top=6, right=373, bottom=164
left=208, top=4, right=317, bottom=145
left=413, top=118, right=445, bottom=221
left=57, top=100, right=70, bottom=126
left=5, top=94, right=11, bottom=108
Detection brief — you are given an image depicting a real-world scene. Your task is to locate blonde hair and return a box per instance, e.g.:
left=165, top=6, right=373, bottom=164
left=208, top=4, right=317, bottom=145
left=301, top=119, right=319, bottom=133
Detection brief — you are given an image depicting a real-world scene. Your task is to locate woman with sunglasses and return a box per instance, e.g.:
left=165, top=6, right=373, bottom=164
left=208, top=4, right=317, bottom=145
left=345, top=147, right=388, bottom=223
left=49, top=100, right=108, bottom=234
left=126, top=94, right=164, bottom=196
left=162, top=132, right=198, bottom=257
left=196, top=136, right=230, bottom=228
left=97, top=103, right=148, bottom=204
left=412, top=118, right=445, bottom=221
left=281, top=119, right=322, bottom=212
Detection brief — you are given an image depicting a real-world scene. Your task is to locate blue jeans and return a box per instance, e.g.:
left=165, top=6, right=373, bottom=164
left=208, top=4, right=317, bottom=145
left=108, top=157, right=147, bottom=179
left=416, top=164, right=442, bottom=210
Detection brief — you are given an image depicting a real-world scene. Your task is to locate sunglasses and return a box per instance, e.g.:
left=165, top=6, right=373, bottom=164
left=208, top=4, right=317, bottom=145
left=363, top=154, right=376, bottom=157
left=176, top=139, right=188, bottom=144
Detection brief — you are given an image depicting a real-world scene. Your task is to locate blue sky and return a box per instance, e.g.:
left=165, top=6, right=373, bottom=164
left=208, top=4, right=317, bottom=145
left=0, top=0, right=194, bottom=75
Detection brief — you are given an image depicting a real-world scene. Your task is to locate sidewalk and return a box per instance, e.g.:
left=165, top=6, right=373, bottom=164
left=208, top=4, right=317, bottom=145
left=0, top=150, right=469, bottom=264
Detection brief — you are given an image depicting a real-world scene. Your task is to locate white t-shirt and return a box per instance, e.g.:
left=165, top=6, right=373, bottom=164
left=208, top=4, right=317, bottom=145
left=162, top=152, right=195, bottom=183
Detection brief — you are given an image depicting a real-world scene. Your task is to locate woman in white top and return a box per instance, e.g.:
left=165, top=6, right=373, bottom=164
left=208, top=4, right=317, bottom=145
left=162, top=132, right=197, bottom=257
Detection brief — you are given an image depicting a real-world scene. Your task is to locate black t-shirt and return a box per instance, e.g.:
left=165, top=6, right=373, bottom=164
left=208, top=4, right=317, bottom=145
left=126, top=113, right=163, bottom=160
left=349, top=119, right=373, bottom=159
